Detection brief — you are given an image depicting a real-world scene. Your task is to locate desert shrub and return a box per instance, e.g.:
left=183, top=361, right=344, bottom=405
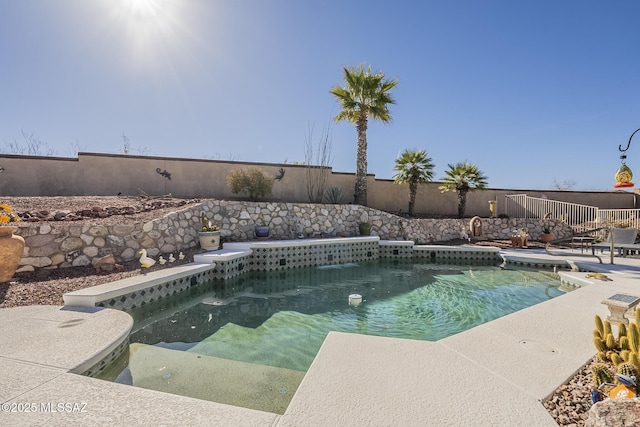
left=226, top=167, right=273, bottom=201
left=324, top=186, right=344, bottom=203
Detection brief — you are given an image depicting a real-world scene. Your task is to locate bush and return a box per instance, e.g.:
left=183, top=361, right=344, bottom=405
left=226, top=167, right=273, bottom=201
left=324, top=186, right=344, bottom=203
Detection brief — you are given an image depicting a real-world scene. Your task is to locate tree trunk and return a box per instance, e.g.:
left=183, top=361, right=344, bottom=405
left=408, top=180, right=417, bottom=216
left=354, top=113, right=368, bottom=206
left=457, top=190, right=467, bottom=218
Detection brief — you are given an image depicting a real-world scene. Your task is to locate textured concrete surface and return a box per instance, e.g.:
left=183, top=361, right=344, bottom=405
left=0, top=305, right=277, bottom=427
left=0, top=359, right=65, bottom=402
left=0, top=305, right=132, bottom=373
left=441, top=285, right=611, bottom=400
left=4, top=247, right=640, bottom=426
left=2, top=373, right=278, bottom=427
left=279, top=332, right=557, bottom=427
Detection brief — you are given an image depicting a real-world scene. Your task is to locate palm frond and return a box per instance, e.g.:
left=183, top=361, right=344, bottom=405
left=439, top=162, right=488, bottom=192
left=393, top=149, right=435, bottom=184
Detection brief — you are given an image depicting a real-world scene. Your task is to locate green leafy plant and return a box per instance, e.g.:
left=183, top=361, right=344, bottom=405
left=542, top=222, right=551, bottom=234
left=226, top=167, right=273, bottom=201
left=438, top=162, right=488, bottom=218
left=392, top=149, right=435, bottom=216
left=330, top=64, right=399, bottom=206
left=324, top=186, right=344, bottom=204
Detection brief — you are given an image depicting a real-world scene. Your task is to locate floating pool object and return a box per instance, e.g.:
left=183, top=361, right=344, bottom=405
left=348, top=294, right=362, bottom=307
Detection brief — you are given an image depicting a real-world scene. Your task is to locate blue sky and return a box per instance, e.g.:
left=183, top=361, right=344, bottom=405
left=2, top=0, right=639, bottom=191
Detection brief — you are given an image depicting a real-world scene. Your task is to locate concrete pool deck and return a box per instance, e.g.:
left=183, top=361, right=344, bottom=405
left=2, top=248, right=640, bottom=426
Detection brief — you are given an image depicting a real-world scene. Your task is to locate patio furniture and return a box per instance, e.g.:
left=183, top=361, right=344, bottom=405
left=592, top=228, right=640, bottom=257
left=572, top=236, right=595, bottom=254
left=601, top=294, right=640, bottom=324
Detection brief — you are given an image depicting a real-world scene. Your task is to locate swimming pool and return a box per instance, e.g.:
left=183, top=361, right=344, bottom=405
left=104, top=260, right=565, bottom=413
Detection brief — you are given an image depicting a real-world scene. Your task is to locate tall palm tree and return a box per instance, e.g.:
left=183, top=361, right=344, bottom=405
left=330, top=64, right=398, bottom=206
left=439, top=162, right=488, bottom=218
left=393, top=149, right=435, bottom=216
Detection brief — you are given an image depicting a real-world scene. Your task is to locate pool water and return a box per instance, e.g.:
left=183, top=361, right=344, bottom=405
left=106, top=260, right=564, bottom=413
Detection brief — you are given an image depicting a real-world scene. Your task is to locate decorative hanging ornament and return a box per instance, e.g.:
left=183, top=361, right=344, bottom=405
left=615, top=128, right=640, bottom=188
left=614, top=162, right=634, bottom=188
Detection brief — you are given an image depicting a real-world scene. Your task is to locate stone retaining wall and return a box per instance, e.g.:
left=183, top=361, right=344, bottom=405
left=14, top=200, right=574, bottom=273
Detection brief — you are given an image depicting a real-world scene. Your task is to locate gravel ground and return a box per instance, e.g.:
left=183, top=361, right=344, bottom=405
left=544, top=357, right=596, bottom=426
left=0, top=197, right=594, bottom=425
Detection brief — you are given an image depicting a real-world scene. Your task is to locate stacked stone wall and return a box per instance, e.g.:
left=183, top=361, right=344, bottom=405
left=13, top=200, right=574, bottom=273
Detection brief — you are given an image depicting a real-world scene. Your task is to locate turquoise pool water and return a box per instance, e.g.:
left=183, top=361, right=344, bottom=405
left=108, top=260, right=564, bottom=413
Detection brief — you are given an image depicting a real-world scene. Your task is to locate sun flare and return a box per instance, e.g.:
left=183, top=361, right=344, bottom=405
left=123, top=0, right=160, bottom=17
left=114, top=0, right=180, bottom=65
left=101, top=0, right=204, bottom=75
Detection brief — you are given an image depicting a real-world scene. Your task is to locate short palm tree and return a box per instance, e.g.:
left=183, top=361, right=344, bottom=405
left=439, top=162, right=488, bottom=218
left=393, top=149, right=435, bottom=216
left=330, top=64, right=398, bottom=206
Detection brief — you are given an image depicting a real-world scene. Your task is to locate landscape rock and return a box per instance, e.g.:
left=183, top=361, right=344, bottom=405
left=584, top=399, right=640, bottom=426
left=93, top=254, right=121, bottom=273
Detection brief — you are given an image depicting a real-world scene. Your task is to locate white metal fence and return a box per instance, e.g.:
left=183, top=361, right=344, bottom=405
left=598, top=209, right=640, bottom=231
left=503, top=194, right=640, bottom=234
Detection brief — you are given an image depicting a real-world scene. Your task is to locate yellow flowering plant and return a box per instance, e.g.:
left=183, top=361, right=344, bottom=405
left=0, top=204, right=21, bottom=224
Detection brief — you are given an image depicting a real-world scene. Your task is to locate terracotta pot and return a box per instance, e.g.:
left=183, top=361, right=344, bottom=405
left=198, top=230, right=221, bottom=250
left=540, top=233, right=555, bottom=243
left=0, top=226, right=25, bottom=282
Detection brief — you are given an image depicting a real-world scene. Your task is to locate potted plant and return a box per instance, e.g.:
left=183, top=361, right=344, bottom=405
left=255, top=221, right=270, bottom=240
left=0, top=204, right=25, bottom=282
left=198, top=212, right=221, bottom=250
left=358, top=222, right=372, bottom=236
left=541, top=222, right=554, bottom=243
